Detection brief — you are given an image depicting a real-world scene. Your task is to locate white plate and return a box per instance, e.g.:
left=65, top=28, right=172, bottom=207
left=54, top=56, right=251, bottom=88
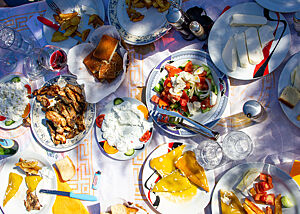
left=211, top=162, right=300, bottom=214
left=95, top=97, right=153, bottom=161
left=208, top=2, right=290, bottom=80
left=278, top=52, right=300, bottom=128
left=141, top=142, right=215, bottom=214
left=255, top=0, right=300, bottom=13
left=67, top=26, right=128, bottom=103
left=43, top=0, right=105, bottom=52
left=0, top=152, right=57, bottom=214
left=108, top=0, right=181, bottom=45
left=31, top=75, right=96, bottom=152
left=145, top=49, right=229, bottom=137
left=0, top=75, right=31, bottom=130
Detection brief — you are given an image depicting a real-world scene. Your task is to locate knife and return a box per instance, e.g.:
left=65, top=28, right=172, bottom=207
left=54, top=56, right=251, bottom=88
left=37, top=16, right=82, bottom=42
left=39, top=189, right=97, bottom=201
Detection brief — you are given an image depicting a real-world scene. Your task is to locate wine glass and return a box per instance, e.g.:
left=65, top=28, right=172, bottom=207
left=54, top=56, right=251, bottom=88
left=23, top=45, right=67, bottom=80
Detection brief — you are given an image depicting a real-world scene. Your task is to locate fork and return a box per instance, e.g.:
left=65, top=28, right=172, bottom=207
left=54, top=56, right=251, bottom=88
left=151, top=106, right=220, bottom=140
left=46, top=0, right=61, bottom=14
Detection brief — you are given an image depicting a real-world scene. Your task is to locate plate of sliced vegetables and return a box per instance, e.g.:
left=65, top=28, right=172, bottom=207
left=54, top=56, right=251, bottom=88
left=95, top=97, right=153, bottom=160
left=211, top=162, right=300, bottom=214
left=145, top=49, right=229, bottom=137
left=0, top=75, right=31, bottom=130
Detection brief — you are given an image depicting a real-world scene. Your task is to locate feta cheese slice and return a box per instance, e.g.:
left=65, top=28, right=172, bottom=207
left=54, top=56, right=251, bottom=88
left=234, top=32, right=249, bottom=68
left=258, top=25, right=275, bottom=48
left=230, top=14, right=267, bottom=27
left=210, top=91, right=217, bottom=106
left=245, top=27, right=264, bottom=65
left=222, top=36, right=237, bottom=71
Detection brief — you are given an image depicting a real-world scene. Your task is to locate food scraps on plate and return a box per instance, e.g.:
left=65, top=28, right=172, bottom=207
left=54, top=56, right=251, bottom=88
left=51, top=10, right=103, bottom=43
left=125, top=0, right=171, bottom=22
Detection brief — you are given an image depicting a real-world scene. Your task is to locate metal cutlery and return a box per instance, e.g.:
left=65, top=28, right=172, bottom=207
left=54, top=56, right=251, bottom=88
left=46, top=0, right=61, bottom=14
left=151, top=105, right=220, bottom=140
left=39, top=189, right=97, bottom=201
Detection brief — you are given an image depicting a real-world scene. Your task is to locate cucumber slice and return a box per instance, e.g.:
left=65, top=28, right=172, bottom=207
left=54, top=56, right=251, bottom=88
left=5, top=120, right=15, bottom=126
left=281, top=196, right=294, bottom=208
left=113, top=98, right=124, bottom=105
left=124, top=148, right=135, bottom=156
left=11, top=77, right=21, bottom=83
left=154, top=83, right=163, bottom=93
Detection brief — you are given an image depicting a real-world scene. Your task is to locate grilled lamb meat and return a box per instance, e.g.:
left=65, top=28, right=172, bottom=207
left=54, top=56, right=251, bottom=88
left=24, top=190, right=42, bottom=211
left=45, top=111, right=67, bottom=127
left=36, top=95, right=50, bottom=107
left=66, top=83, right=83, bottom=95
left=58, top=90, right=72, bottom=105
left=55, top=133, right=66, bottom=144
left=76, top=114, right=85, bottom=132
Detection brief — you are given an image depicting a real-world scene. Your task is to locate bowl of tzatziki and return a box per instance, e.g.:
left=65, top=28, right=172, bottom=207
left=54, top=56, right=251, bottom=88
left=95, top=97, right=153, bottom=160
left=0, top=75, right=31, bottom=130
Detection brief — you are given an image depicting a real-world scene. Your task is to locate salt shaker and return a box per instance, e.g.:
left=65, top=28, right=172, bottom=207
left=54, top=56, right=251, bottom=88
left=166, top=7, right=195, bottom=41
left=189, top=21, right=207, bottom=41
left=243, top=100, right=267, bottom=123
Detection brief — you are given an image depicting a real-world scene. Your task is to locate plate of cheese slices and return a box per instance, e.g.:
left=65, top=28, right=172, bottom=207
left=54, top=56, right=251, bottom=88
left=141, top=142, right=215, bottom=214
left=278, top=52, right=300, bottom=128
left=208, top=2, right=290, bottom=80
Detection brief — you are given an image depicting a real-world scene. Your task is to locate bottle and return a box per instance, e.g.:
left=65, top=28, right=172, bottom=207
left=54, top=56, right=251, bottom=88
left=0, top=139, right=19, bottom=158
left=166, top=7, right=195, bottom=41
left=189, top=21, right=207, bottom=41
left=243, top=100, right=267, bottom=123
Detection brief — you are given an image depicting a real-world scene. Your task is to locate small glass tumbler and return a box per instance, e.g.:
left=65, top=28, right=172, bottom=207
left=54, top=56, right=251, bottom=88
left=222, top=131, right=254, bottom=160
left=0, top=25, right=33, bottom=55
left=194, top=140, right=223, bottom=170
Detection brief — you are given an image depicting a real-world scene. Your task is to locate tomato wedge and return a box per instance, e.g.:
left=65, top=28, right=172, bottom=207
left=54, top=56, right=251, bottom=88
left=184, top=61, right=193, bottom=72
left=0, top=115, right=6, bottom=121
left=96, top=114, right=105, bottom=128
left=24, top=84, right=31, bottom=94
left=165, top=64, right=182, bottom=77
left=22, top=103, right=31, bottom=118
left=140, top=130, right=151, bottom=142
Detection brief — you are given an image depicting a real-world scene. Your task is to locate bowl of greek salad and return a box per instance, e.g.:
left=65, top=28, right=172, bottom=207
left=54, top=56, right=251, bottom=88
left=146, top=50, right=229, bottom=137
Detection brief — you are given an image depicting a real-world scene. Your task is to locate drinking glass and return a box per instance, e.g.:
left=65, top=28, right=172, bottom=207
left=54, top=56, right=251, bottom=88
left=0, top=51, right=17, bottom=72
left=194, top=140, right=223, bottom=169
left=23, top=45, right=67, bottom=80
left=222, top=131, right=254, bottom=160
left=0, top=25, right=33, bottom=55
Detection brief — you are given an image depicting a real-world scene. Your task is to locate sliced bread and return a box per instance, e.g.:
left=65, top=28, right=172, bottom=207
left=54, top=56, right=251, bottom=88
left=55, top=156, right=76, bottom=182
left=279, top=86, right=300, bottom=108
left=93, top=34, right=119, bottom=63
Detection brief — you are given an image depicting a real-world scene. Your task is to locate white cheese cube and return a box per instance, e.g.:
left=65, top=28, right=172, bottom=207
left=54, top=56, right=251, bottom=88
left=234, top=32, right=249, bottom=68
left=222, top=36, right=237, bottom=71
left=258, top=25, right=275, bottom=48
left=245, top=27, right=264, bottom=65
left=230, top=14, right=267, bottom=27
left=210, top=91, right=217, bottom=106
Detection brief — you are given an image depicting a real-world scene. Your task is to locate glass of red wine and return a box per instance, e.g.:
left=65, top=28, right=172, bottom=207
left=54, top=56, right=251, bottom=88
left=23, top=45, right=67, bottom=80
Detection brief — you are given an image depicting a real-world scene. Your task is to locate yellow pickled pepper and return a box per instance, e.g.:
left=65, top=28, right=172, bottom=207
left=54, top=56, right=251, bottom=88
left=3, top=172, right=23, bottom=207
left=25, top=175, right=42, bottom=192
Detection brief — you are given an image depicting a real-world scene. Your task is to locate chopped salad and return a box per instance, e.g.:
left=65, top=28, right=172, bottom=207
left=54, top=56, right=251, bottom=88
left=151, top=60, right=218, bottom=117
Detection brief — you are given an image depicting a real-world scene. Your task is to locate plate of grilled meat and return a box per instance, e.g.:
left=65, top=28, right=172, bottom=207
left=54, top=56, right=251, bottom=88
left=30, top=75, right=96, bottom=152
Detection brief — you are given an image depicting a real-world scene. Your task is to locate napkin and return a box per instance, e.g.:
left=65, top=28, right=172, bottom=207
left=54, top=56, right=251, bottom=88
left=290, top=160, right=300, bottom=186
left=52, top=168, right=89, bottom=214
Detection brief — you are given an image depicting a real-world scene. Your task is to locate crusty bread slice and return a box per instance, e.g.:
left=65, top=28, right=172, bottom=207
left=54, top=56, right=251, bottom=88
left=279, top=86, right=300, bottom=108
left=83, top=50, right=102, bottom=74
left=93, top=35, right=119, bottom=63
left=55, top=156, right=76, bottom=182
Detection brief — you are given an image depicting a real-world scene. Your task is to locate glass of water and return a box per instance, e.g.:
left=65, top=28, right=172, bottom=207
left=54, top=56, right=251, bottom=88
left=0, top=25, right=33, bottom=55
left=194, top=140, right=223, bottom=170
left=222, top=131, right=254, bottom=160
